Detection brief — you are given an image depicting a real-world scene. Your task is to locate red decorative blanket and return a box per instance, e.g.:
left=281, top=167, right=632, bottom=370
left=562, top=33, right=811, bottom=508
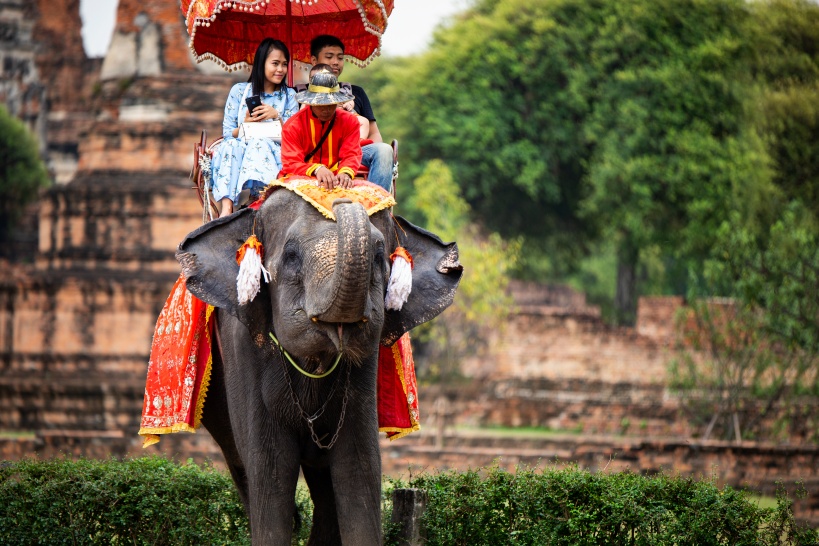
left=139, top=260, right=419, bottom=445
left=139, top=275, right=214, bottom=447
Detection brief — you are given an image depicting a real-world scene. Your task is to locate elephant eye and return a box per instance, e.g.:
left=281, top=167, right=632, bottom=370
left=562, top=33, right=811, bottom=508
left=281, top=243, right=303, bottom=278
left=373, top=246, right=387, bottom=281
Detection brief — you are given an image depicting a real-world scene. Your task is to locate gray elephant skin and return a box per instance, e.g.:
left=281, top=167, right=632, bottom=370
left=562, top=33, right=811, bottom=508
left=176, top=188, right=462, bottom=545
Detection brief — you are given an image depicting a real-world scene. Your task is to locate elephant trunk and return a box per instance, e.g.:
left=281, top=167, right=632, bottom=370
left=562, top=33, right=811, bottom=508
left=313, top=200, right=371, bottom=323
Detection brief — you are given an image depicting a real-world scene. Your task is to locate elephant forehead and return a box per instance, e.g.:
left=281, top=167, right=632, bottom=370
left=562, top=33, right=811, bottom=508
left=308, top=231, right=338, bottom=284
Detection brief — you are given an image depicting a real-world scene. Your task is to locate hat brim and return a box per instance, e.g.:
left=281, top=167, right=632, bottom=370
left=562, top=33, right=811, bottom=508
left=295, top=90, right=350, bottom=106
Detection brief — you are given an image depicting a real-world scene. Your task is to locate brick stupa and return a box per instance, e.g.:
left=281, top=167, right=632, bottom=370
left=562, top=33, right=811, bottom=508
left=0, top=0, right=234, bottom=462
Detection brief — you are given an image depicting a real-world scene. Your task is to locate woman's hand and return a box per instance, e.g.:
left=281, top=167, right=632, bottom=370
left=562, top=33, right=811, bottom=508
left=248, top=104, right=280, bottom=122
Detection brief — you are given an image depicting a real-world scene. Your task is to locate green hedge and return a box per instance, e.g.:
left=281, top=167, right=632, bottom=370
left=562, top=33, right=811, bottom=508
left=407, top=465, right=818, bottom=546
left=1, top=458, right=814, bottom=545
left=0, top=457, right=251, bottom=545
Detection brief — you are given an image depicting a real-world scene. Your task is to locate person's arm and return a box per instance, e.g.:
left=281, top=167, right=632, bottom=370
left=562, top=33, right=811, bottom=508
left=281, top=88, right=300, bottom=122
left=367, top=121, right=383, bottom=143
left=223, top=83, right=243, bottom=139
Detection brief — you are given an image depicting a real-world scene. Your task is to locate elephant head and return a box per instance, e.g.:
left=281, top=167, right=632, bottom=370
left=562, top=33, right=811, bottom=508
left=176, top=187, right=462, bottom=362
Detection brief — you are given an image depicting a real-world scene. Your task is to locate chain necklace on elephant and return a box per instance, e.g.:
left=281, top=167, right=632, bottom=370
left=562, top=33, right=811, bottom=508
left=269, top=332, right=351, bottom=450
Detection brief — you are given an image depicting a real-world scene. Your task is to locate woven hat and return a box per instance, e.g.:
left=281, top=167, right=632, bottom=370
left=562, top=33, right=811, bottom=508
left=295, top=70, right=350, bottom=106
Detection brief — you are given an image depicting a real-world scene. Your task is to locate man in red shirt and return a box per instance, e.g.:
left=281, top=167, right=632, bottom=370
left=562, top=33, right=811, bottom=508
left=280, top=70, right=361, bottom=190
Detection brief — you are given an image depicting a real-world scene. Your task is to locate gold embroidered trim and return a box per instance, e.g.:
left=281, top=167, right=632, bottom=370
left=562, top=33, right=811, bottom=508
left=192, top=305, right=216, bottom=429
left=381, top=339, right=420, bottom=441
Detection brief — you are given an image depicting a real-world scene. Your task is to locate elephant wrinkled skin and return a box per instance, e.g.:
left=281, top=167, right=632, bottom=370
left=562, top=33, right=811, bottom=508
left=176, top=188, right=462, bottom=545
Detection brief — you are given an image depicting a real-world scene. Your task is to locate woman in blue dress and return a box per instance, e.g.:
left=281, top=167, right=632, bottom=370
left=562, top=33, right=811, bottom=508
left=211, top=38, right=299, bottom=217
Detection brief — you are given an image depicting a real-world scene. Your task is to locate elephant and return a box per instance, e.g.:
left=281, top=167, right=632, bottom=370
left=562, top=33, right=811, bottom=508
left=176, top=186, right=462, bottom=545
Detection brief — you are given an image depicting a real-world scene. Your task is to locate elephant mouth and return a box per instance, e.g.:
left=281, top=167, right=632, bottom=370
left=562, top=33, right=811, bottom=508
left=311, top=318, right=373, bottom=363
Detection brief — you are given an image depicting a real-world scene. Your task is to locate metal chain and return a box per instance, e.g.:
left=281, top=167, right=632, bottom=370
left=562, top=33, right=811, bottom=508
left=279, top=348, right=351, bottom=450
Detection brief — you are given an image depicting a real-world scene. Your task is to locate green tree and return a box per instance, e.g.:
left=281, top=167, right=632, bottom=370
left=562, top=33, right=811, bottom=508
left=375, top=0, right=769, bottom=324
left=669, top=0, right=819, bottom=440
left=0, top=105, right=50, bottom=242
left=408, top=159, right=520, bottom=380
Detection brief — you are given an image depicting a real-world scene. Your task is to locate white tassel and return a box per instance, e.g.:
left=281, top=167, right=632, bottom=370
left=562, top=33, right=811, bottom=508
left=385, top=251, right=413, bottom=311
left=236, top=236, right=270, bottom=305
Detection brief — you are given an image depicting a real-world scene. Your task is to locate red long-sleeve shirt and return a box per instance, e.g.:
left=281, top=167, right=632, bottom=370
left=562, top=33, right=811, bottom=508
left=280, top=107, right=361, bottom=180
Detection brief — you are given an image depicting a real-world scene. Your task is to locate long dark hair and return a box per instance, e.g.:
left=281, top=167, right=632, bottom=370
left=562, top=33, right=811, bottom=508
left=248, top=38, right=290, bottom=95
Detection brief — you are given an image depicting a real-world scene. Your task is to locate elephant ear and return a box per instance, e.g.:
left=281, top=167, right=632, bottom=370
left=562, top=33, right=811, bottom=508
left=381, top=215, right=463, bottom=346
left=175, top=208, right=271, bottom=333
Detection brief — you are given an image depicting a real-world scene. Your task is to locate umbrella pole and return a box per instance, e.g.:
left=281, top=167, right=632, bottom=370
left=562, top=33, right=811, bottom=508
left=286, top=0, right=294, bottom=87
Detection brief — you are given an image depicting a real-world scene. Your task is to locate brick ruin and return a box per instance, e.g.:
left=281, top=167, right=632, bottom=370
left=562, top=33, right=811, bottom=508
left=1, top=0, right=818, bottom=524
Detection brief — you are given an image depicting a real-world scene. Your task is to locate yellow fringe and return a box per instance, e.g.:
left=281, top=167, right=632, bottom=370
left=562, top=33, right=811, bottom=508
left=138, top=421, right=198, bottom=448
left=379, top=423, right=421, bottom=441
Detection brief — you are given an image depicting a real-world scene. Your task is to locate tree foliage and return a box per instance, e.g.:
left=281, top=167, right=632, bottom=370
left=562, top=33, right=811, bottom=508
left=369, top=0, right=787, bottom=324
left=356, top=0, right=819, bottom=397
left=671, top=0, right=819, bottom=435
left=407, top=160, right=520, bottom=380
left=347, top=5, right=819, bottom=445
left=0, top=105, right=49, bottom=241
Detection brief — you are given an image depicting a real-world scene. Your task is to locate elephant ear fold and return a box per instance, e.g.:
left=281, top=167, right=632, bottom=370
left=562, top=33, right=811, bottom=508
left=176, top=208, right=270, bottom=328
left=381, top=215, right=463, bottom=346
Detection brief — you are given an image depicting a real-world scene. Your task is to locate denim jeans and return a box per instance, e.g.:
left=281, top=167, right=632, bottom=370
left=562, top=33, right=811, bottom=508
left=243, top=179, right=266, bottom=203
left=361, top=142, right=393, bottom=191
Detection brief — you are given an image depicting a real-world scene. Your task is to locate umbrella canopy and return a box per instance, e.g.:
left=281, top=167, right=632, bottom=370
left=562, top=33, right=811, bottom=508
left=182, top=0, right=394, bottom=71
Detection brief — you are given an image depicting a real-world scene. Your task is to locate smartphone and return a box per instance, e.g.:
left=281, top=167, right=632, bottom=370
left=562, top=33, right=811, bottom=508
left=245, top=95, right=263, bottom=114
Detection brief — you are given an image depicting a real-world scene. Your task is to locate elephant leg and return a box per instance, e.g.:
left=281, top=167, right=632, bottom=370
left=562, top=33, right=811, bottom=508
left=302, top=465, right=342, bottom=546
left=330, top=422, right=383, bottom=544
left=200, top=350, right=250, bottom=512
left=246, top=432, right=302, bottom=544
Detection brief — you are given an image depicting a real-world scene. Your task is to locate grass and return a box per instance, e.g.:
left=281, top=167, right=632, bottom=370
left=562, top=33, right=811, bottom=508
left=453, top=424, right=583, bottom=437
left=0, top=430, right=36, bottom=439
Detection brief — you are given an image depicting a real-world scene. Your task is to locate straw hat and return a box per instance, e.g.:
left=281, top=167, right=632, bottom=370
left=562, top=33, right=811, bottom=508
left=295, top=70, right=350, bottom=105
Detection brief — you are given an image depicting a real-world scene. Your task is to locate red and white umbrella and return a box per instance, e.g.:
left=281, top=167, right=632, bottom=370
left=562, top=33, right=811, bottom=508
left=182, top=0, right=394, bottom=72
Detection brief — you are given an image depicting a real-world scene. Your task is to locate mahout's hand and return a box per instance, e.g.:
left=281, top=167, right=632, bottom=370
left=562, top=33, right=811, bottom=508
left=337, top=173, right=353, bottom=189
left=315, top=166, right=336, bottom=189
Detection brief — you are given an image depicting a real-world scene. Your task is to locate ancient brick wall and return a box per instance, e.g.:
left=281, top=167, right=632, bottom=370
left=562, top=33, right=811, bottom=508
left=465, top=283, right=676, bottom=382
left=101, top=0, right=195, bottom=81
left=32, top=0, right=89, bottom=112
left=1, top=0, right=47, bottom=150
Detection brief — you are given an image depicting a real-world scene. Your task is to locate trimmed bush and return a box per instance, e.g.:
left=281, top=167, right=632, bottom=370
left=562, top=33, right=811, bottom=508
left=406, top=465, right=818, bottom=545
left=1, top=458, right=814, bottom=545
left=0, top=457, right=250, bottom=545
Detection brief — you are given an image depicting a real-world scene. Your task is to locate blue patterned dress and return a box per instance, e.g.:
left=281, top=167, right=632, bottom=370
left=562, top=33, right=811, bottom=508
left=211, top=82, right=299, bottom=204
